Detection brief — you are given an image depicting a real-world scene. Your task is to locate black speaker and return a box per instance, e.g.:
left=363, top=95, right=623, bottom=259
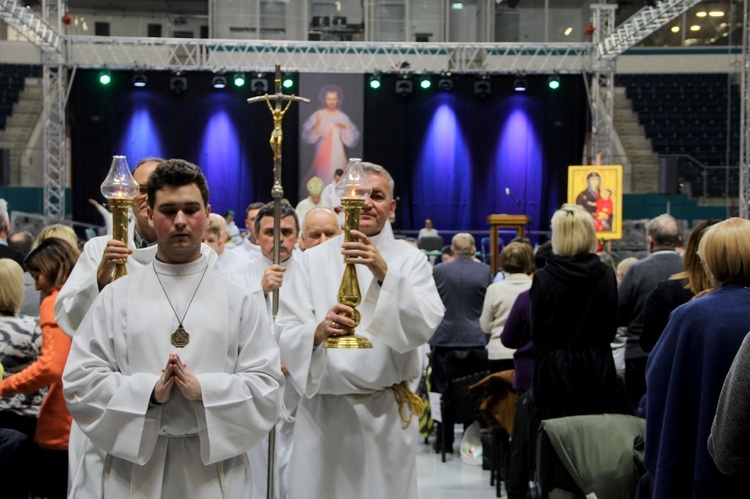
left=0, top=149, right=9, bottom=185
left=658, top=157, right=680, bottom=195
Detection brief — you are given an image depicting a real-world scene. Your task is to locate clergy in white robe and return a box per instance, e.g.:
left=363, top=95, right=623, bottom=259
left=320, top=172, right=345, bottom=227
left=203, top=217, right=255, bottom=286
left=55, top=234, right=218, bottom=337
left=276, top=163, right=444, bottom=499
left=243, top=201, right=302, bottom=499
left=63, top=259, right=283, bottom=498
left=55, top=236, right=218, bottom=498
left=244, top=256, right=301, bottom=499
left=62, top=158, right=284, bottom=498
left=56, top=159, right=219, bottom=498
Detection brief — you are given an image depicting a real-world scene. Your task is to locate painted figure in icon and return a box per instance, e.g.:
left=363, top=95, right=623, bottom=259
left=301, top=85, right=360, bottom=182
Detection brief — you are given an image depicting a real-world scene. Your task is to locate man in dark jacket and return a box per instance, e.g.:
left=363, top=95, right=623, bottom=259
left=430, top=232, right=492, bottom=452
left=617, top=214, right=683, bottom=411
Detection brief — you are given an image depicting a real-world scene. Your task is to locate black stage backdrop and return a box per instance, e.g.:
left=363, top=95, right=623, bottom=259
left=69, top=70, right=587, bottom=235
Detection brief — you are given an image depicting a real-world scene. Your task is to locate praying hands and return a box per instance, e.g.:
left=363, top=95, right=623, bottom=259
left=152, top=353, right=202, bottom=404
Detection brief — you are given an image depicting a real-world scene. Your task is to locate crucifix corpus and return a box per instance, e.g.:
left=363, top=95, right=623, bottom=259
left=247, top=64, right=310, bottom=315
left=246, top=64, right=309, bottom=499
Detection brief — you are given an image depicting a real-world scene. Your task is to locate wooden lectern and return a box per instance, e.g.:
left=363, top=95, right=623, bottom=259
left=487, top=214, right=529, bottom=275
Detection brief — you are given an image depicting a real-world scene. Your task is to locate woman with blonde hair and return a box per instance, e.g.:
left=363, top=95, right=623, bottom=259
left=645, top=218, right=750, bottom=497
left=530, top=204, right=623, bottom=422
left=0, top=237, right=80, bottom=498
left=0, top=259, right=46, bottom=498
left=640, top=219, right=720, bottom=353
left=0, top=259, right=45, bottom=434
left=34, top=224, right=78, bottom=250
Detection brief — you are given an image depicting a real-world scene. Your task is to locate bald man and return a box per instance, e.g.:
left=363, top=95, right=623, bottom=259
left=300, top=207, right=341, bottom=251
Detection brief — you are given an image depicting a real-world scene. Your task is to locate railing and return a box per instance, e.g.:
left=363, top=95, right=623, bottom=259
left=660, top=153, right=740, bottom=200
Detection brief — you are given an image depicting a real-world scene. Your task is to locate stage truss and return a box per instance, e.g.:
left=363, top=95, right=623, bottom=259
left=2, top=0, right=745, bottom=220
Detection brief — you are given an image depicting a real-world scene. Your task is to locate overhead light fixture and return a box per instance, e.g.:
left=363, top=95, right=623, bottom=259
left=250, top=74, right=268, bottom=95
left=170, top=74, right=187, bottom=95
left=690, top=25, right=701, bottom=31
left=452, top=2, right=464, bottom=9
left=369, top=74, right=382, bottom=90
left=437, top=72, right=453, bottom=91
left=474, top=74, right=491, bottom=98
left=708, top=11, right=724, bottom=17
left=564, top=27, right=573, bottom=36
left=132, top=72, right=147, bottom=88
left=671, top=26, right=680, bottom=33
left=696, top=11, right=707, bottom=18
left=548, top=76, right=560, bottom=90
left=419, top=74, right=432, bottom=90
left=395, top=77, right=413, bottom=97
left=212, top=75, right=227, bottom=89
left=233, top=73, right=246, bottom=87
left=98, top=70, right=111, bottom=85
left=513, top=77, right=527, bottom=92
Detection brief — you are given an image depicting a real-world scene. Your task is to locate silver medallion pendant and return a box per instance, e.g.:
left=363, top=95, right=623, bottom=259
left=171, top=325, right=190, bottom=348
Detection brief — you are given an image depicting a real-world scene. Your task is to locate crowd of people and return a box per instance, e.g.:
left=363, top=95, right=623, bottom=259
left=425, top=204, right=750, bottom=498
left=2, top=159, right=750, bottom=498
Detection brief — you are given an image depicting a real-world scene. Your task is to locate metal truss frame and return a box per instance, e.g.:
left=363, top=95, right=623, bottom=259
left=1, top=0, right=67, bottom=221
left=5, top=0, right=747, bottom=218
left=0, top=0, right=61, bottom=53
left=590, top=4, right=617, bottom=165
left=64, top=36, right=592, bottom=75
left=597, top=0, right=703, bottom=59
left=42, top=1, right=66, bottom=222
left=42, top=62, right=66, bottom=221
left=741, top=0, right=750, bottom=219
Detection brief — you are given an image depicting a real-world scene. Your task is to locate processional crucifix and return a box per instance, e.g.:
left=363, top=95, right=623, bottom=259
left=247, top=64, right=309, bottom=499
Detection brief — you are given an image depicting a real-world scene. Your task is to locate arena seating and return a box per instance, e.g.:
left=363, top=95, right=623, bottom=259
left=616, top=73, right=740, bottom=198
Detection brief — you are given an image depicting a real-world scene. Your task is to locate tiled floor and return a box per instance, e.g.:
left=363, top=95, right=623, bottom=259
left=416, top=430, right=506, bottom=499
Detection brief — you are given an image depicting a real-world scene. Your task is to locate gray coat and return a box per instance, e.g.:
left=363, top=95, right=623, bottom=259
left=429, top=255, right=492, bottom=348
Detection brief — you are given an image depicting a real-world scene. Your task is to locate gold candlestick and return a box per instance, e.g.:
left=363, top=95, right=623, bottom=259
left=100, top=155, right=140, bottom=282
left=324, top=158, right=373, bottom=350
left=109, top=197, right=131, bottom=280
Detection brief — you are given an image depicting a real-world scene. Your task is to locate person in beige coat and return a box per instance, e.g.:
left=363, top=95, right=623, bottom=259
left=480, top=242, right=534, bottom=373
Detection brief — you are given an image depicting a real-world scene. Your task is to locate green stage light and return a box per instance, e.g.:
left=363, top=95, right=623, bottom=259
left=419, top=75, right=431, bottom=90
left=548, top=76, right=561, bottom=90
left=233, top=73, right=246, bottom=87
left=99, top=71, right=111, bottom=85
left=369, top=74, right=382, bottom=90
left=282, top=77, right=294, bottom=89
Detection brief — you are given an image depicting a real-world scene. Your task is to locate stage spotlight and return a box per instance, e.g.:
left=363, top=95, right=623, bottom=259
left=170, top=75, right=187, bottom=95
left=132, top=72, right=147, bottom=88
left=369, top=74, right=382, bottom=90
left=282, top=75, right=294, bottom=89
left=474, top=75, right=491, bottom=98
left=212, top=75, right=227, bottom=89
left=251, top=75, right=268, bottom=95
left=513, top=78, right=527, bottom=92
left=548, top=76, right=560, bottom=90
left=395, top=77, right=413, bottom=97
left=98, top=70, right=111, bottom=85
left=233, top=73, right=246, bottom=87
left=437, top=72, right=453, bottom=91
left=419, top=75, right=432, bottom=90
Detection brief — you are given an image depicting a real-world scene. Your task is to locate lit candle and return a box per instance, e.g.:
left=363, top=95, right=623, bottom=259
left=100, top=155, right=139, bottom=281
